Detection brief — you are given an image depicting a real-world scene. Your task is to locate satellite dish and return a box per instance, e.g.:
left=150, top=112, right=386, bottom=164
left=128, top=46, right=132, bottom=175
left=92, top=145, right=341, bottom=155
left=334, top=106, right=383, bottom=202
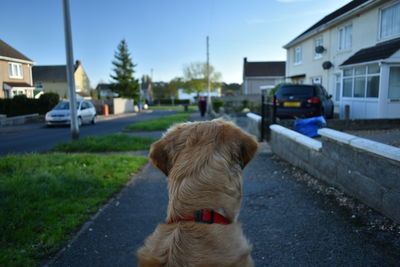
left=322, top=61, right=333, bottom=69
left=315, top=45, right=325, bottom=54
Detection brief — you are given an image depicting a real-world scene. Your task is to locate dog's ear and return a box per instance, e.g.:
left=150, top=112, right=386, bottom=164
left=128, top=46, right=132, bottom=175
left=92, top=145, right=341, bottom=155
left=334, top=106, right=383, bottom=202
left=149, top=138, right=171, bottom=176
left=238, top=131, right=258, bottom=169
left=220, top=122, right=258, bottom=169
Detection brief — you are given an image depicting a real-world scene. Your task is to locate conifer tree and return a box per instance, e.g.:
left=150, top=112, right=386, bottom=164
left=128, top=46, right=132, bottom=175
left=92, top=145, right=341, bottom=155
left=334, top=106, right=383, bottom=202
left=110, top=39, right=139, bottom=99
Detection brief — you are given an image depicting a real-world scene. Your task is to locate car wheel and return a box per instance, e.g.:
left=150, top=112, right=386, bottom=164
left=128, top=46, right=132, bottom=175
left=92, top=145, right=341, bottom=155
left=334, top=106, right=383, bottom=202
left=91, top=115, right=97, bottom=125
left=78, top=117, right=82, bottom=127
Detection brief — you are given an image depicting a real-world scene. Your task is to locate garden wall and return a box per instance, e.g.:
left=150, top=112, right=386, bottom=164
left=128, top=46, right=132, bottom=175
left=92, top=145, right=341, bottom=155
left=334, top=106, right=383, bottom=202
left=269, top=125, right=400, bottom=223
left=113, top=98, right=134, bottom=114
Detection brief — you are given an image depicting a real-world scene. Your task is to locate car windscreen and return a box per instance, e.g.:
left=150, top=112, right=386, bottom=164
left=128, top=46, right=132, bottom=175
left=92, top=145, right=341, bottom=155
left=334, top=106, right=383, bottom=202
left=53, top=102, right=81, bottom=110
left=276, top=86, right=314, bottom=98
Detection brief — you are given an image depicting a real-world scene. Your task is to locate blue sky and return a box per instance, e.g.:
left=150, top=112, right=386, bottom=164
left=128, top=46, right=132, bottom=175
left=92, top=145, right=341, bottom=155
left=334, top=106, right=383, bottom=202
left=2, top=0, right=351, bottom=86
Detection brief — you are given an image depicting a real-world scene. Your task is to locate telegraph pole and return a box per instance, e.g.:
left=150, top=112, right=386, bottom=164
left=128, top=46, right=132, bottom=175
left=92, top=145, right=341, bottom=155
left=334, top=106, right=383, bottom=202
left=62, top=0, right=79, bottom=139
left=206, top=36, right=212, bottom=114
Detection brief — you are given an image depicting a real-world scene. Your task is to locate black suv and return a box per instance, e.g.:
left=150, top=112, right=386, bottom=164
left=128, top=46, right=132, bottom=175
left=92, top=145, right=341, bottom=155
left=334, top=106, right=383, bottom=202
left=274, top=84, right=334, bottom=119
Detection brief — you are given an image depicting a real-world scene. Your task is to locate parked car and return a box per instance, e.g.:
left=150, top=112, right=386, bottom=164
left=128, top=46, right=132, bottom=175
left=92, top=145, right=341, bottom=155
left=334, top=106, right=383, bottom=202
left=45, top=100, right=97, bottom=126
left=274, top=84, right=334, bottom=119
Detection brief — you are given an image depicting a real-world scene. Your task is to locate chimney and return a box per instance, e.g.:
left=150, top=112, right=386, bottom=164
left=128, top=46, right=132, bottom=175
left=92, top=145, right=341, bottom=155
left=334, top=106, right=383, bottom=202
left=75, top=60, right=81, bottom=67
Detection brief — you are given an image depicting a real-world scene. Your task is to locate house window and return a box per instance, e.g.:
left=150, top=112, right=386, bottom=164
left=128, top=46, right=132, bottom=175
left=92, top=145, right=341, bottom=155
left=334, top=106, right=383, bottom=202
left=342, top=64, right=380, bottom=98
left=34, top=82, right=43, bottom=90
left=8, top=63, right=23, bottom=79
left=335, top=74, right=341, bottom=101
left=311, top=77, right=322, bottom=84
left=314, top=36, right=323, bottom=59
left=388, top=67, right=400, bottom=99
left=12, top=90, right=25, bottom=98
left=380, top=2, right=400, bottom=40
left=294, top=46, right=302, bottom=65
left=338, top=24, right=352, bottom=51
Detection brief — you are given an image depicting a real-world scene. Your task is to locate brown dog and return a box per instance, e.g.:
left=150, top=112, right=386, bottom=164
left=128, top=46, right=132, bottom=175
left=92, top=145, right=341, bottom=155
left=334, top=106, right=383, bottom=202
left=137, top=119, right=258, bottom=267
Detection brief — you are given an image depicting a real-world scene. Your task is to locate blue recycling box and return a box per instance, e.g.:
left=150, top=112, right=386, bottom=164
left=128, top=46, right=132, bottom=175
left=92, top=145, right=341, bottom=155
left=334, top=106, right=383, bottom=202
left=293, top=116, right=327, bottom=138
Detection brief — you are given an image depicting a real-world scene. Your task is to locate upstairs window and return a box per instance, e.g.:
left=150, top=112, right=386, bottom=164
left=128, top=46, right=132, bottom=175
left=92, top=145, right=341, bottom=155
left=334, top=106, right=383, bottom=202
left=8, top=63, right=23, bottom=79
left=380, top=2, right=400, bottom=40
left=338, top=24, right=352, bottom=51
left=314, top=36, right=323, bottom=59
left=294, top=46, right=302, bottom=65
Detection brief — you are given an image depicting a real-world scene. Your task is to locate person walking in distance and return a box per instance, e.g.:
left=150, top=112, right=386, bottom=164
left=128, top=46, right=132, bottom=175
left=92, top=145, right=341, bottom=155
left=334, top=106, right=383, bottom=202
left=198, top=96, right=207, bottom=117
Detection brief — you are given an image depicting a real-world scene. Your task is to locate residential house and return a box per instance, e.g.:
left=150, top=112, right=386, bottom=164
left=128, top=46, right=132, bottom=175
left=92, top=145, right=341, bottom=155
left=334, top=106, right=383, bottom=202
left=32, top=60, right=91, bottom=99
left=140, top=78, right=154, bottom=104
left=0, top=39, right=35, bottom=98
left=242, top=58, right=285, bottom=95
left=96, top=83, right=119, bottom=99
left=284, top=0, right=400, bottom=119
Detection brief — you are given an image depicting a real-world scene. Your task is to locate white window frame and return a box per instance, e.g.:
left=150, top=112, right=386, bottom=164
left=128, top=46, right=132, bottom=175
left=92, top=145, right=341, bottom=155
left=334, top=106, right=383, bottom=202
left=388, top=66, right=400, bottom=100
left=335, top=73, right=341, bottom=102
left=314, top=36, right=323, bottom=59
left=379, top=1, right=400, bottom=41
left=342, top=64, right=381, bottom=99
left=311, top=76, right=322, bottom=84
left=294, top=46, right=302, bottom=65
left=338, top=24, right=352, bottom=51
left=8, top=62, right=23, bottom=79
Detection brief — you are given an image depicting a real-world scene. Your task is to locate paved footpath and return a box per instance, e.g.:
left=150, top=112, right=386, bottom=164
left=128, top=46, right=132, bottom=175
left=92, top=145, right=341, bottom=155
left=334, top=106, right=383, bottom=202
left=46, top=114, right=400, bottom=267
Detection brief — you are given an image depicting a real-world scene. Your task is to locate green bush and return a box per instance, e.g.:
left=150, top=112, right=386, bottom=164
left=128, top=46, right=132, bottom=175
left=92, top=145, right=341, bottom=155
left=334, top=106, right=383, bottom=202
left=154, top=99, right=190, bottom=105
left=39, top=92, right=60, bottom=111
left=0, top=92, right=60, bottom=117
left=212, top=99, right=224, bottom=113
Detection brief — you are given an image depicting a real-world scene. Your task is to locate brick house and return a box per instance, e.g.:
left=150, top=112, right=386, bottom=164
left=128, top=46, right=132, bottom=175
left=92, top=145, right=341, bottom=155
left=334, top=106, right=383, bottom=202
left=0, top=39, right=35, bottom=98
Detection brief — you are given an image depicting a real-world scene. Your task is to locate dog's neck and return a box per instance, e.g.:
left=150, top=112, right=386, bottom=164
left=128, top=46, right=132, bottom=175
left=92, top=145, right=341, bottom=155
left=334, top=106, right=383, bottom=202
left=165, top=164, right=243, bottom=224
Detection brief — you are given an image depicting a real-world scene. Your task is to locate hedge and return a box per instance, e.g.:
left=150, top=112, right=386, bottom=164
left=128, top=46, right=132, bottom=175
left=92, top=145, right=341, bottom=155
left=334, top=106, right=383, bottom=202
left=0, top=93, right=60, bottom=117
left=153, top=99, right=190, bottom=105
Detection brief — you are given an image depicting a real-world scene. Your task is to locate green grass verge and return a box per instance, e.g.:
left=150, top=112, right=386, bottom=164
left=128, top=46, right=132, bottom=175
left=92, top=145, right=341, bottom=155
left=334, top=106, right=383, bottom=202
left=52, top=133, right=155, bottom=152
left=124, top=113, right=191, bottom=131
left=0, top=153, right=147, bottom=266
left=149, top=105, right=197, bottom=110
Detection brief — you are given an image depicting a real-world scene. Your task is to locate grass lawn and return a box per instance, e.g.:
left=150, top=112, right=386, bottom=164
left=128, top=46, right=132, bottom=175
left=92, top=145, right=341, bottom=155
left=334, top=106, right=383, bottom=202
left=52, top=133, right=156, bottom=152
left=0, top=153, right=147, bottom=266
left=124, top=113, right=191, bottom=131
left=149, top=105, right=197, bottom=110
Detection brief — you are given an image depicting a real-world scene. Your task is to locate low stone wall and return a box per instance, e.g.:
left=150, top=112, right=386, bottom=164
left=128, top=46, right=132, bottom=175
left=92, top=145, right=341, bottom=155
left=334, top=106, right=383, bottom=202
left=269, top=125, right=400, bottom=223
left=0, top=113, right=43, bottom=126
left=278, top=118, right=400, bottom=131
left=245, top=113, right=261, bottom=139
left=113, top=98, right=134, bottom=114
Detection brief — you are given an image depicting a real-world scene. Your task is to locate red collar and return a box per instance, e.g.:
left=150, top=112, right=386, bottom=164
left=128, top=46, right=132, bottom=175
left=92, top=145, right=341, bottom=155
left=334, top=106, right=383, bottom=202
left=168, top=209, right=230, bottom=225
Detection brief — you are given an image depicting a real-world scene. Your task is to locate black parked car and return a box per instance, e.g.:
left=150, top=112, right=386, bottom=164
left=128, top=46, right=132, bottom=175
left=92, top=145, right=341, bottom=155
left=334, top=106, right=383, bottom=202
left=274, top=84, right=334, bottom=119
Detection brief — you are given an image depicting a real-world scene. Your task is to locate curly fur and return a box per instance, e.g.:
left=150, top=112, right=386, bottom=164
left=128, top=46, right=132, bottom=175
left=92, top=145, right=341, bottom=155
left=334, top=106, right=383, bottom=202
left=137, top=119, right=258, bottom=267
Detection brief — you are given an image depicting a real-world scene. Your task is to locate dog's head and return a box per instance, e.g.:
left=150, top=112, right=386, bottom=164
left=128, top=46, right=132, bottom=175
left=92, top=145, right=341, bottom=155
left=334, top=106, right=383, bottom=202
left=149, top=119, right=258, bottom=176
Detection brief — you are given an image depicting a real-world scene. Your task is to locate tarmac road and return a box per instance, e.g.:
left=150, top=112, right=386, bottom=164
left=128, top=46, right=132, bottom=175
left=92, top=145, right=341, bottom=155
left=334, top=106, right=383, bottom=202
left=0, top=110, right=175, bottom=155
left=46, top=145, right=400, bottom=266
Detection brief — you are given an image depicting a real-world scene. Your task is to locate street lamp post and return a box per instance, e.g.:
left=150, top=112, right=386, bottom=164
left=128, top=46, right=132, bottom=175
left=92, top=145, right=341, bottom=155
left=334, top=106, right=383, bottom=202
left=206, top=36, right=212, bottom=115
left=62, top=0, right=79, bottom=139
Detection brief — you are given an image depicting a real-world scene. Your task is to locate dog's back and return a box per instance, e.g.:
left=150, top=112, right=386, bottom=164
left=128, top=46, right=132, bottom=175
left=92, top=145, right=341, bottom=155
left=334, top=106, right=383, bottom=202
left=137, top=119, right=258, bottom=267
left=137, top=222, right=253, bottom=267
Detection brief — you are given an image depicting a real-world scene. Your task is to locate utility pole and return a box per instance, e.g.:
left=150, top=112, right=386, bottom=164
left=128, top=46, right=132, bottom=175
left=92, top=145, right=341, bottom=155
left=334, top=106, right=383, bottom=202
left=206, top=36, right=213, bottom=114
left=62, top=0, right=79, bottom=140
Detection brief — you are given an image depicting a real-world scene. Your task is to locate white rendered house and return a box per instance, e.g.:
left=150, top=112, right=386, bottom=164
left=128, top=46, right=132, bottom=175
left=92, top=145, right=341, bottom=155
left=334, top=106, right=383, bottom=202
left=284, top=0, right=400, bottom=119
